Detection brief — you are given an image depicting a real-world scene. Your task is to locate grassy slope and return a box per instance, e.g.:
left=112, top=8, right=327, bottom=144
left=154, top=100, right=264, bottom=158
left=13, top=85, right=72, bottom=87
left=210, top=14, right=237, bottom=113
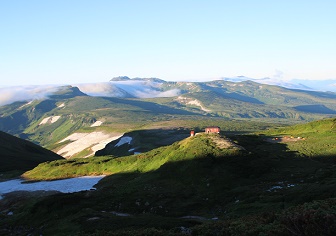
left=162, top=80, right=336, bottom=118
left=7, top=118, right=336, bottom=235
left=22, top=133, right=243, bottom=180
left=262, top=117, right=336, bottom=157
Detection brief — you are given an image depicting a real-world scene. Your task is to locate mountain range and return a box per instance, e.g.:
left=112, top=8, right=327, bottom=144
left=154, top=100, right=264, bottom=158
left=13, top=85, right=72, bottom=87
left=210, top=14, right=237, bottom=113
left=221, top=76, right=336, bottom=92
left=1, top=78, right=336, bottom=159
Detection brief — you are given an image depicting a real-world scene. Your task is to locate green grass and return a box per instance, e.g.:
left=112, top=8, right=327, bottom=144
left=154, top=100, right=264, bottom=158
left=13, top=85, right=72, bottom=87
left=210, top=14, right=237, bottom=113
left=262, top=117, right=336, bottom=157
left=23, top=133, right=243, bottom=180
left=4, top=118, right=336, bottom=235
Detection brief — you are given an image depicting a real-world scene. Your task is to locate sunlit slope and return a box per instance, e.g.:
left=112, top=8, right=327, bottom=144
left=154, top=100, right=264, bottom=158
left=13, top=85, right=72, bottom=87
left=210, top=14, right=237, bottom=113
left=263, top=117, right=336, bottom=157
left=22, top=133, right=244, bottom=180
left=0, top=86, right=86, bottom=136
left=159, top=80, right=336, bottom=119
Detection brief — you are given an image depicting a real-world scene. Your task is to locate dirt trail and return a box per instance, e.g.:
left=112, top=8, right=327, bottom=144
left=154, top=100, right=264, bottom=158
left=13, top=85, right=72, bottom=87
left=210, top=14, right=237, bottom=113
left=208, top=135, right=245, bottom=150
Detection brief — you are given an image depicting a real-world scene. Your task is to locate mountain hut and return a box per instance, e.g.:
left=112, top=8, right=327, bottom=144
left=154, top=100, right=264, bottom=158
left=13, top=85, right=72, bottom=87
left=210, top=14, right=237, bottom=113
left=205, top=126, right=220, bottom=134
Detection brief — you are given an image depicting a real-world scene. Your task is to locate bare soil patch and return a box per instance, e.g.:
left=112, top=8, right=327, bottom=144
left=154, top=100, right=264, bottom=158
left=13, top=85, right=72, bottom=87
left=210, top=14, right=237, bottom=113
left=208, top=134, right=245, bottom=150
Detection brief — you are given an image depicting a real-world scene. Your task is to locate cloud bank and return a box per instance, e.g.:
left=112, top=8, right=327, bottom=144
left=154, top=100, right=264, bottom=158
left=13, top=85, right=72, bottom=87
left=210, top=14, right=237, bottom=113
left=76, top=82, right=127, bottom=97
left=77, top=80, right=181, bottom=98
left=0, top=81, right=181, bottom=107
left=0, top=85, right=61, bottom=106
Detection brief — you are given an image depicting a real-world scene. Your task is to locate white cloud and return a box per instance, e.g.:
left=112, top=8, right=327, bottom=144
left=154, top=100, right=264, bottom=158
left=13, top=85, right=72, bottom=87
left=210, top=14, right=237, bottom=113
left=75, top=82, right=127, bottom=97
left=77, top=80, right=181, bottom=98
left=0, top=81, right=180, bottom=106
left=0, top=85, right=61, bottom=106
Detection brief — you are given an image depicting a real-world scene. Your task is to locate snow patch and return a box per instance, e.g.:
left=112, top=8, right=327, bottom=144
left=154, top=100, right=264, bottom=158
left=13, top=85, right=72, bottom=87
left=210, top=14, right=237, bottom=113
left=18, top=101, right=33, bottom=110
left=59, top=133, right=87, bottom=143
left=57, top=132, right=123, bottom=158
left=176, top=96, right=211, bottom=112
left=39, top=116, right=61, bottom=125
left=0, top=176, right=105, bottom=196
left=90, top=121, right=103, bottom=127
left=58, top=103, right=65, bottom=108
left=115, top=136, right=132, bottom=147
left=187, top=99, right=211, bottom=112
left=90, top=136, right=123, bottom=154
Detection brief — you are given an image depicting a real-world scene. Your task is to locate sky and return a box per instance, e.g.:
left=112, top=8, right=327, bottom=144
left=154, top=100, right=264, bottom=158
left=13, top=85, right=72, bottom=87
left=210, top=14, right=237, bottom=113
left=1, top=0, right=336, bottom=87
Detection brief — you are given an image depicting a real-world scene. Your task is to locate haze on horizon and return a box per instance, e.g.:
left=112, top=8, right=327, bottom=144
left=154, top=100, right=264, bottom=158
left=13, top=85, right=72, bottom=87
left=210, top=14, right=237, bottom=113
left=0, top=0, right=335, bottom=87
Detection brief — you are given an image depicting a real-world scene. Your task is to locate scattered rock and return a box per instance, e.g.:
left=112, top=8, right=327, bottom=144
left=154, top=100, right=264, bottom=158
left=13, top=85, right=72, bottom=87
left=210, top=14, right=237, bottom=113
left=180, top=226, right=192, bottom=235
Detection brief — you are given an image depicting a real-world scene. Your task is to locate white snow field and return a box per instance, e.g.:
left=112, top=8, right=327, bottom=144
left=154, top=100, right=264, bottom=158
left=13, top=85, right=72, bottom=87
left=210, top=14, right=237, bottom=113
left=0, top=176, right=105, bottom=197
left=57, top=132, right=123, bottom=158
left=90, top=120, right=103, bottom=127
left=115, top=136, right=132, bottom=147
left=39, top=115, right=61, bottom=125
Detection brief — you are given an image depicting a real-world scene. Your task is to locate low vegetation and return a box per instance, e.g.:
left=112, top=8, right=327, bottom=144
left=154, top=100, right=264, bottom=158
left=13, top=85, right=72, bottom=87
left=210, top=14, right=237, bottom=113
left=0, top=118, right=336, bottom=235
left=23, top=133, right=244, bottom=180
left=262, top=117, right=336, bottom=157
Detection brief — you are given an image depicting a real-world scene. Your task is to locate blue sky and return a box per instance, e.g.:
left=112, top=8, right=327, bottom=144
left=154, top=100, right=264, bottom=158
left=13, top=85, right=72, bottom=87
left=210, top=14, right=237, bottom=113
left=1, top=0, right=335, bottom=87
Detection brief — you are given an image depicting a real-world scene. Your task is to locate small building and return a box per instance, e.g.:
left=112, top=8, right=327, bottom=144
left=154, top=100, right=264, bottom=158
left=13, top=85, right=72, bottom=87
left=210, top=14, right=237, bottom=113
left=205, top=126, right=220, bottom=134
left=190, top=130, right=195, bottom=136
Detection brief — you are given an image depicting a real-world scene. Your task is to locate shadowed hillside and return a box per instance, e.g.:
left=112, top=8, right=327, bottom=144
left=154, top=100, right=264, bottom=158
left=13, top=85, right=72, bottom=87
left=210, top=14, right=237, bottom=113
left=0, top=131, right=63, bottom=174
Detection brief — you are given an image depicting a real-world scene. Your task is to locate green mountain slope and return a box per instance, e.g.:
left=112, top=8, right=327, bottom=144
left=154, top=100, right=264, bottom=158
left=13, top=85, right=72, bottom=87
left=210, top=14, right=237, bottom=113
left=23, top=133, right=244, bottom=180
left=0, top=131, right=63, bottom=174
left=262, top=117, right=336, bottom=157
left=3, top=119, right=336, bottom=235
left=160, top=80, right=336, bottom=119
left=0, top=86, right=86, bottom=136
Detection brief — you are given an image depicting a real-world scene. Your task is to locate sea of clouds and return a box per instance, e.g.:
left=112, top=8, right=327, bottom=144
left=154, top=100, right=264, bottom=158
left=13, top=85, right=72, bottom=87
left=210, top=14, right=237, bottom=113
left=0, top=85, right=62, bottom=106
left=76, top=80, right=181, bottom=98
left=0, top=80, right=181, bottom=106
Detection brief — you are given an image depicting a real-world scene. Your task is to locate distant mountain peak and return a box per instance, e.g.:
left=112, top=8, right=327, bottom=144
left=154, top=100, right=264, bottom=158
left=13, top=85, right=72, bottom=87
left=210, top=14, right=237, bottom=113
left=110, top=76, right=166, bottom=83
left=110, top=76, right=131, bottom=81
left=221, top=76, right=316, bottom=91
left=49, top=86, right=87, bottom=99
